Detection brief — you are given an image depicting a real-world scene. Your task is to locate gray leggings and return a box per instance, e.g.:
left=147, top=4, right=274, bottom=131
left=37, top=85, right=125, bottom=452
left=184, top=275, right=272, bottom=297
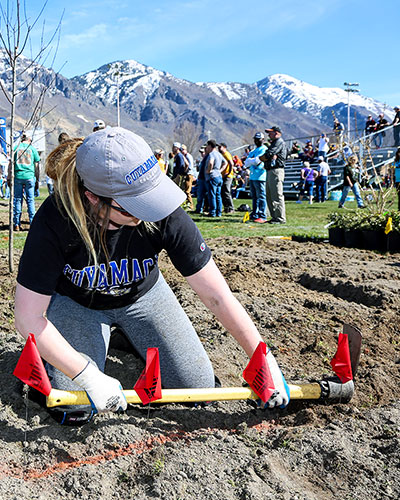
left=46, top=273, right=215, bottom=391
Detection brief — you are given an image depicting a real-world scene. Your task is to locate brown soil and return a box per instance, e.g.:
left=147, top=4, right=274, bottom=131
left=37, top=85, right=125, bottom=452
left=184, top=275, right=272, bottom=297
left=0, top=230, right=400, bottom=499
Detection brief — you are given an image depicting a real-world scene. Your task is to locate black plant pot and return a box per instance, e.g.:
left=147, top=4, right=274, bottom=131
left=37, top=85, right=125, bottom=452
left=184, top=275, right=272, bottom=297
left=361, top=230, right=387, bottom=251
left=344, top=229, right=363, bottom=249
left=329, top=227, right=345, bottom=247
left=387, top=231, right=400, bottom=252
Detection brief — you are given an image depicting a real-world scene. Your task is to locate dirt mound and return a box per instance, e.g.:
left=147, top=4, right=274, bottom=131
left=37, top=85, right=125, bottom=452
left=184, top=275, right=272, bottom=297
left=1, top=237, right=400, bottom=499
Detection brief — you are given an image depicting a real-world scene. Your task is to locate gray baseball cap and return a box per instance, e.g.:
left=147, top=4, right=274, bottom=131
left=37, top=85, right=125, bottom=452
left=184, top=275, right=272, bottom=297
left=76, top=127, right=186, bottom=222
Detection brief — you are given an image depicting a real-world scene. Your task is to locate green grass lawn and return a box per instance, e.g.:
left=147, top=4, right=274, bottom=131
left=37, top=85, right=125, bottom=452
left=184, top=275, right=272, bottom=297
left=0, top=189, right=365, bottom=250
left=189, top=196, right=353, bottom=239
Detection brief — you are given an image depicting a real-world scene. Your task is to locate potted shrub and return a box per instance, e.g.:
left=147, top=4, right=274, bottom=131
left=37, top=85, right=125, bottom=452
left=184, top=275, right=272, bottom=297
left=327, top=211, right=364, bottom=248
left=328, top=178, right=398, bottom=251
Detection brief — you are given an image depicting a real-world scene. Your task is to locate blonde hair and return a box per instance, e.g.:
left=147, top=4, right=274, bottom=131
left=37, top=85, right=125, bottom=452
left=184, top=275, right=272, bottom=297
left=348, top=155, right=358, bottom=164
left=46, top=138, right=100, bottom=265
left=46, top=138, right=158, bottom=267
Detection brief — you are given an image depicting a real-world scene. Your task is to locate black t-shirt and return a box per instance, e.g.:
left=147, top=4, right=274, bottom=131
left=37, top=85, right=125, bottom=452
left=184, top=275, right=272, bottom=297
left=17, top=197, right=211, bottom=310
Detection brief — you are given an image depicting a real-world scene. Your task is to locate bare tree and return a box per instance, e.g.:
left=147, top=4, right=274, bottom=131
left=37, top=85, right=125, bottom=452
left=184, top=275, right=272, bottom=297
left=0, top=0, right=62, bottom=271
left=173, top=121, right=203, bottom=154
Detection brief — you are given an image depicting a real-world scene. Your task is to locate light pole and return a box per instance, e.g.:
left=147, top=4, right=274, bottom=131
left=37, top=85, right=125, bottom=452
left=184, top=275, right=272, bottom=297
left=343, top=82, right=359, bottom=142
left=109, top=63, right=122, bottom=127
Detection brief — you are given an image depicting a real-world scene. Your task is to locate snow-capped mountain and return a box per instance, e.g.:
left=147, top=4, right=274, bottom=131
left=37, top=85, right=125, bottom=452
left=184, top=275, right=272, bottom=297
left=1, top=49, right=394, bottom=155
left=257, top=74, right=395, bottom=128
left=71, top=60, right=325, bottom=146
left=73, top=60, right=182, bottom=107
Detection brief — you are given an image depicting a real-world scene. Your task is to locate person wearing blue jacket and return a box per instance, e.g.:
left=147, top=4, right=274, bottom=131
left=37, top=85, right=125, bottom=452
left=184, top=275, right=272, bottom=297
left=244, top=132, right=267, bottom=223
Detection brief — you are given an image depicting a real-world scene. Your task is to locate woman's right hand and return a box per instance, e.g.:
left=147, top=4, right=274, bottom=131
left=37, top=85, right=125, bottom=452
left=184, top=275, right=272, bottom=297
left=73, top=362, right=127, bottom=413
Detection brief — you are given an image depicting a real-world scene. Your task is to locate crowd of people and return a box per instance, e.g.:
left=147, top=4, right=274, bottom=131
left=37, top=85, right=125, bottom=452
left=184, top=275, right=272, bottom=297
left=8, top=105, right=400, bottom=232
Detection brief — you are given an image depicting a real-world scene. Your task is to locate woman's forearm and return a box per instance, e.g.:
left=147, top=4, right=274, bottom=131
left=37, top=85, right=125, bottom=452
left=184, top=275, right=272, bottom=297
left=15, top=284, right=87, bottom=379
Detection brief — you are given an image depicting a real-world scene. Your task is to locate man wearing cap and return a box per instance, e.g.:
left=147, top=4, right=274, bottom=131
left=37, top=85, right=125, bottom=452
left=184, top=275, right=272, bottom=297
left=204, top=140, right=226, bottom=217
left=218, top=143, right=235, bottom=213
left=93, top=120, right=106, bottom=132
left=365, top=115, right=376, bottom=136
left=171, top=142, right=187, bottom=187
left=243, top=132, right=267, bottom=222
left=315, top=156, right=331, bottom=203
left=180, top=144, right=196, bottom=210
left=392, top=107, right=400, bottom=147
left=259, top=126, right=287, bottom=224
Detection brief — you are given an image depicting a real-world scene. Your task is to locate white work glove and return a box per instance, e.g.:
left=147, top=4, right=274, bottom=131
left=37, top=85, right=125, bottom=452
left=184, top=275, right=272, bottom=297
left=263, top=349, right=290, bottom=409
left=244, top=157, right=261, bottom=169
left=73, top=362, right=127, bottom=413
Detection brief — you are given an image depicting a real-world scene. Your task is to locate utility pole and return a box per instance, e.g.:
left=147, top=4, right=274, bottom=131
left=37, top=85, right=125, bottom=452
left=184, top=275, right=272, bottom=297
left=343, top=82, right=359, bottom=142
left=109, top=63, right=122, bottom=127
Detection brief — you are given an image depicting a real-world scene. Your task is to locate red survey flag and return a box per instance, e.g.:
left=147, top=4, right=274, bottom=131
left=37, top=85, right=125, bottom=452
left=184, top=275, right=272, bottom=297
left=243, top=341, right=275, bottom=402
left=13, top=333, right=52, bottom=396
left=134, top=347, right=162, bottom=405
left=330, top=333, right=353, bottom=383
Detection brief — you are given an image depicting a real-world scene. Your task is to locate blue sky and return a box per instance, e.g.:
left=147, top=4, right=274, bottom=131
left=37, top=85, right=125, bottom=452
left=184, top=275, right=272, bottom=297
left=24, top=0, right=399, bottom=105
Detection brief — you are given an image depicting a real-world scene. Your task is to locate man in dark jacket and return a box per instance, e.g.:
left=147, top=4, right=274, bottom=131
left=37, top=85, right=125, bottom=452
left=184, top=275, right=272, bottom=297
left=260, top=126, right=287, bottom=224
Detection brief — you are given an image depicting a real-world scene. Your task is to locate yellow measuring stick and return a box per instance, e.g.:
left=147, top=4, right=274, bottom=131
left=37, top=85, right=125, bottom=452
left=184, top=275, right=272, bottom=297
left=46, top=383, right=322, bottom=408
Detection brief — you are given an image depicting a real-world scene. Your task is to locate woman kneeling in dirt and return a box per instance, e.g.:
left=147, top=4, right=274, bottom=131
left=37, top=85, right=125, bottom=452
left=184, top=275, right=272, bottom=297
left=14, top=127, right=289, bottom=425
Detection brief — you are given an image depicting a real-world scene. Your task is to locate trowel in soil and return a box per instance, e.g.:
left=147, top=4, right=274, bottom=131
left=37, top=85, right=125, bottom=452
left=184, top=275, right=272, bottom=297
left=46, top=324, right=362, bottom=409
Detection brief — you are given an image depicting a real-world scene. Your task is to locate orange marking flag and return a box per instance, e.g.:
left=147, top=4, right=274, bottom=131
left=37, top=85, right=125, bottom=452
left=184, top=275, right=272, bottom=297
left=134, top=347, right=162, bottom=405
left=243, top=341, right=275, bottom=403
left=13, top=333, right=52, bottom=396
left=330, top=333, right=353, bottom=383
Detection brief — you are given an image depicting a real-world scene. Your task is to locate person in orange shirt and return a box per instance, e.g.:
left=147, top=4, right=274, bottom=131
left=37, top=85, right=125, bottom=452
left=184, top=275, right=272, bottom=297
left=218, top=143, right=235, bottom=213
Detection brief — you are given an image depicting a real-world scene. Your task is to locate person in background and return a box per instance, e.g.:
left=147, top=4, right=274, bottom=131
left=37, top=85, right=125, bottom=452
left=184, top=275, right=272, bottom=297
left=13, top=127, right=290, bottom=425
left=296, top=161, right=317, bottom=204
left=154, top=149, right=167, bottom=174
left=392, top=107, right=400, bottom=148
left=289, top=141, right=301, bottom=159
left=205, top=139, right=226, bottom=218
left=373, top=113, right=388, bottom=148
left=11, top=134, right=40, bottom=231
left=333, top=118, right=345, bottom=145
left=338, top=155, right=365, bottom=209
left=244, top=132, right=267, bottom=223
left=300, top=141, right=315, bottom=162
left=180, top=144, right=196, bottom=210
left=93, top=120, right=106, bottom=132
left=0, top=151, right=10, bottom=199
left=317, top=134, right=329, bottom=160
left=47, top=132, right=72, bottom=196
left=393, top=147, right=400, bottom=210
left=260, top=126, right=288, bottom=224
left=365, top=115, right=376, bottom=136
left=342, top=142, right=353, bottom=160
left=218, top=143, right=235, bottom=214
left=172, top=142, right=187, bottom=186
left=167, top=152, right=175, bottom=179
left=315, top=156, right=331, bottom=203
left=194, top=146, right=208, bottom=214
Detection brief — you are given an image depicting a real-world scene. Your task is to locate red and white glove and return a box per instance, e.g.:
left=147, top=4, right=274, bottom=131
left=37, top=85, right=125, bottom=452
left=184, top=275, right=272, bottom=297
left=73, top=362, right=127, bottom=413
left=264, top=349, right=290, bottom=409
